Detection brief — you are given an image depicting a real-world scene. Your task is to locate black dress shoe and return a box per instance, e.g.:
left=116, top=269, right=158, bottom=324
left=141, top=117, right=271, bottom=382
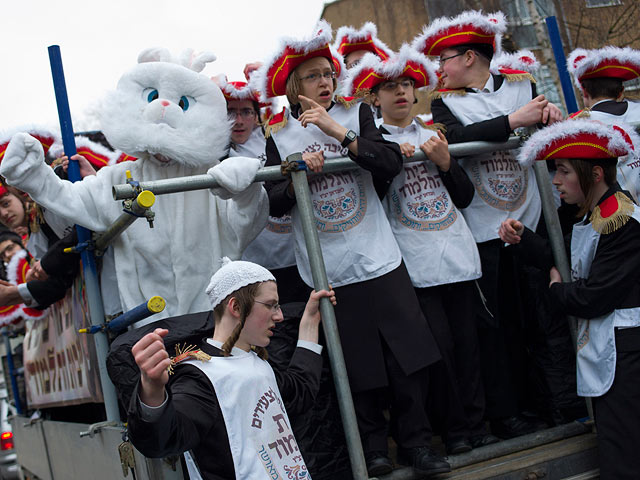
left=469, top=433, right=500, bottom=449
left=490, top=415, right=547, bottom=439
left=445, top=437, right=473, bottom=455
left=365, top=452, right=393, bottom=477
left=397, top=446, right=451, bottom=475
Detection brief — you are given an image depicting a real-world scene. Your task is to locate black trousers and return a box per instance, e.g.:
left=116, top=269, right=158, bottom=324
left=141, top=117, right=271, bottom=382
left=475, top=240, right=522, bottom=420
left=592, top=327, right=640, bottom=480
left=352, top=337, right=432, bottom=454
left=416, top=281, right=487, bottom=439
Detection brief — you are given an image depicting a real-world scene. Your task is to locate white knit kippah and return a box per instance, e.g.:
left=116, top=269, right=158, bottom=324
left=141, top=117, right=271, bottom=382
left=205, top=257, right=276, bottom=309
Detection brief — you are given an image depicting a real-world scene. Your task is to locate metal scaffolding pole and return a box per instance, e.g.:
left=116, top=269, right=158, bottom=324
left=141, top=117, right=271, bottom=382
left=286, top=154, right=368, bottom=480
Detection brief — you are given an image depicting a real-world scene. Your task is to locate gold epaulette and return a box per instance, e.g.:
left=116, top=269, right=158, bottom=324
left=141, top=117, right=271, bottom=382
left=335, top=95, right=361, bottom=109
left=415, top=117, right=446, bottom=132
left=590, top=191, right=635, bottom=235
left=264, top=109, right=288, bottom=139
left=568, top=109, right=591, bottom=120
left=168, top=343, right=211, bottom=375
left=499, top=68, right=536, bottom=83
left=428, top=89, right=467, bottom=100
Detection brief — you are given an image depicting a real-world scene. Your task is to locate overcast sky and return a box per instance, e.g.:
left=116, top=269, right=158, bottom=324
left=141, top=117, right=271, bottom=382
left=1, top=0, right=330, bottom=132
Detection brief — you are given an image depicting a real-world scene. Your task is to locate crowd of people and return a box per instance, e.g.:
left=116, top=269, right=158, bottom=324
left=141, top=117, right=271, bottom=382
left=1, top=8, right=640, bottom=480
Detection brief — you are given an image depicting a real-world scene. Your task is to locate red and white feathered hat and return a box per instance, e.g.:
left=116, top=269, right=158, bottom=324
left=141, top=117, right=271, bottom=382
left=567, top=47, right=640, bottom=92
left=214, top=75, right=272, bottom=110
left=333, top=22, right=393, bottom=61
left=0, top=125, right=59, bottom=165
left=491, top=49, right=539, bottom=75
left=250, top=20, right=343, bottom=100
left=49, top=134, right=128, bottom=169
left=343, top=44, right=438, bottom=96
left=412, top=10, right=505, bottom=58
left=517, top=119, right=639, bottom=167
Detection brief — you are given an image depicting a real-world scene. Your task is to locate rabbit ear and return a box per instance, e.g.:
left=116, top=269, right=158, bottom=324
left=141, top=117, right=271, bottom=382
left=137, top=47, right=173, bottom=64
left=178, top=49, right=217, bottom=73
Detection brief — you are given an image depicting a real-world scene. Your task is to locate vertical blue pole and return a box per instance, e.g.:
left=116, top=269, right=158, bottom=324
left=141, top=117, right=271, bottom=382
left=47, top=46, right=120, bottom=422
left=545, top=16, right=580, bottom=114
left=2, top=329, right=22, bottom=415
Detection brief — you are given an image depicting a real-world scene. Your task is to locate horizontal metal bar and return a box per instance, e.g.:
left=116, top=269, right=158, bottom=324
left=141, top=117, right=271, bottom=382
left=112, top=136, right=524, bottom=200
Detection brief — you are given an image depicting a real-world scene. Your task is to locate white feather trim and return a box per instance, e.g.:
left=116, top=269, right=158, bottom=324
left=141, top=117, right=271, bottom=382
left=333, top=21, right=393, bottom=58
left=48, top=135, right=121, bottom=166
left=343, top=45, right=438, bottom=96
left=567, top=47, right=640, bottom=90
left=412, top=10, right=506, bottom=57
left=0, top=125, right=60, bottom=149
left=517, top=119, right=640, bottom=167
left=330, top=45, right=347, bottom=84
left=491, top=49, right=539, bottom=74
left=6, top=249, right=26, bottom=285
left=250, top=20, right=334, bottom=101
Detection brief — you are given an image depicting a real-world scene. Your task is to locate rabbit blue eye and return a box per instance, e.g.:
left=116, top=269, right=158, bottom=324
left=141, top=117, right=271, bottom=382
left=179, top=96, right=189, bottom=111
left=147, top=89, right=159, bottom=103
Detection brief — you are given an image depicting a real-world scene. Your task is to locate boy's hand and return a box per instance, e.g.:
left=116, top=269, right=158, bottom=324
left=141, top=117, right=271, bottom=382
left=420, top=130, right=450, bottom=172
left=302, top=151, right=325, bottom=173
left=542, top=103, right=563, bottom=125
left=508, top=95, right=549, bottom=129
left=399, top=143, right=415, bottom=158
left=498, top=218, right=524, bottom=244
left=132, top=328, right=171, bottom=406
left=549, top=266, right=562, bottom=287
left=298, top=288, right=337, bottom=344
left=298, top=95, right=346, bottom=139
left=60, top=154, right=98, bottom=179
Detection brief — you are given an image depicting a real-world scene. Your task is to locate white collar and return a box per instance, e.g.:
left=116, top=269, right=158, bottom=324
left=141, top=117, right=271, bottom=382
left=472, top=74, right=494, bottom=93
left=206, top=338, right=250, bottom=357
left=379, top=118, right=420, bottom=134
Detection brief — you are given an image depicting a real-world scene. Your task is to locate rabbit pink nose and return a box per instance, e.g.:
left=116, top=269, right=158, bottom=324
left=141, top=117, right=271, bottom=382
left=160, top=100, right=170, bottom=107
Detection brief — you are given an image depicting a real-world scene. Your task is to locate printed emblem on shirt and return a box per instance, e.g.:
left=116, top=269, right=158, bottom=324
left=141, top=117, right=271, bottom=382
left=253, top=386, right=309, bottom=479
left=266, top=214, right=293, bottom=234
left=577, top=319, right=590, bottom=351
left=310, top=171, right=367, bottom=232
left=391, top=162, right=457, bottom=231
left=469, top=150, right=527, bottom=211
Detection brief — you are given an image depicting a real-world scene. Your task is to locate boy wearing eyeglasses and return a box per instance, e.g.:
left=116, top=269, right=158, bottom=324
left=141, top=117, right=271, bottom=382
left=413, top=11, right=563, bottom=440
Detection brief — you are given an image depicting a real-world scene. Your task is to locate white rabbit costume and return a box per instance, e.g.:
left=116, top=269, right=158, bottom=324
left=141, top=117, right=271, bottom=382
left=0, top=48, right=268, bottom=326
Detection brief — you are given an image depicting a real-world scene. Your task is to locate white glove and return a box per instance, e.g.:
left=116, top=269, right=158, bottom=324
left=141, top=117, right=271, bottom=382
left=207, top=156, right=261, bottom=200
left=0, top=133, right=45, bottom=181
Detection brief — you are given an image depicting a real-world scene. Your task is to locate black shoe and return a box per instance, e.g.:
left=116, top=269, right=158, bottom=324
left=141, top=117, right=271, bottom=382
left=397, top=446, right=451, bottom=475
left=469, top=433, right=500, bottom=449
left=490, top=415, right=547, bottom=439
left=445, top=437, right=473, bottom=455
left=365, top=452, right=393, bottom=477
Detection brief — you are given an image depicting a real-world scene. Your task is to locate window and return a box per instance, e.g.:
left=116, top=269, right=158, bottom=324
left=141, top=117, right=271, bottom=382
left=586, top=0, right=622, bottom=7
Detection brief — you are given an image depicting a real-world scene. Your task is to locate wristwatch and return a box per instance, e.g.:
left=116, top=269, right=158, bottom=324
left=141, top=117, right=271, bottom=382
left=341, top=129, right=357, bottom=148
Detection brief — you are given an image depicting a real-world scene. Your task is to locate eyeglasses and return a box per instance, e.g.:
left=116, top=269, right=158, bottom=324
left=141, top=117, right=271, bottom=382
left=379, top=79, right=414, bottom=91
left=299, top=71, right=336, bottom=83
left=439, top=52, right=465, bottom=65
left=254, top=300, right=282, bottom=313
left=227, top=108, right=257, bottom=119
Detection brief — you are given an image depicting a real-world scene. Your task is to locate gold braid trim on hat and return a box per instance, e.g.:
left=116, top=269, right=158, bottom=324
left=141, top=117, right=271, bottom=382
left=167, top=343, right=211, bottom=375
left=428, top=89, right=467, bottom=100
left=590, top=191, right=634, bottom=235
left=502, top=72, right=536, bottom=83
left=415, top=118, right=447, bottom=132
left=264, top=114, right=288, bottom=139
left=335, top=95, right=360, bottom=109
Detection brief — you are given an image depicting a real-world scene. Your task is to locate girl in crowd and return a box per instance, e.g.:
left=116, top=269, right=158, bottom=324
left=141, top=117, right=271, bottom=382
left=253, top=22, right=448, bottom=477
left=499, top=120, right=640, bottom=480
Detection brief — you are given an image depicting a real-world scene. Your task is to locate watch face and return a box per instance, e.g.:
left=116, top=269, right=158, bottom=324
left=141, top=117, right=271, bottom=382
left=347, top=130, right=356, bottom=141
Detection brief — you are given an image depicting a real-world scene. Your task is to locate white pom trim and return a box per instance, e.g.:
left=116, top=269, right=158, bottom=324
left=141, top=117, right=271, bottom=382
left=332, top=22, right=393, bottom=59
left=517, top=119, right=640, bottom=167
left=250, top=20, right=334, bottom=101
left=567, top=47, right=640, bottom=91
left=490, top=49, right=540, bottom=75
left=0, top=125, right=60, bottom=149
left=343, top=45, right=438, bottom=96
left=412, top=10, right=506, bottom=57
